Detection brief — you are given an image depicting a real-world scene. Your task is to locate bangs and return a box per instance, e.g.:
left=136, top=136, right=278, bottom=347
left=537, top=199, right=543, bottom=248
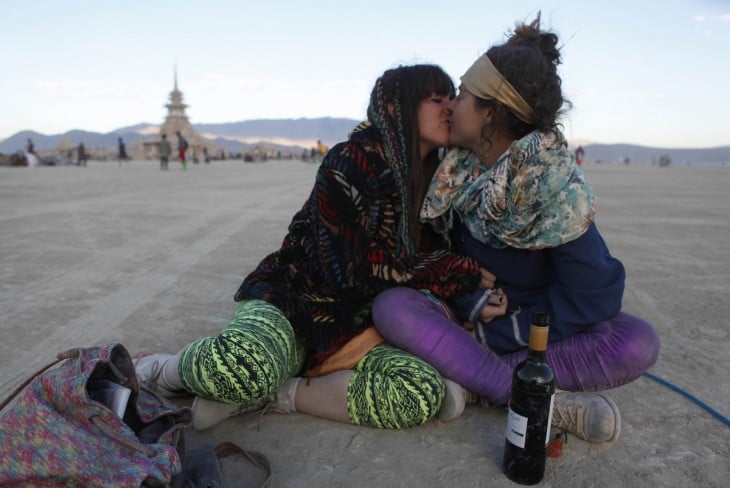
left=412, top=66, right=455, bottom=99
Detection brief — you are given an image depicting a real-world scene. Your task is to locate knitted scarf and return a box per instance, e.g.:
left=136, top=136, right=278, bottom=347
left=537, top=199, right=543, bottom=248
left=366, top=74, right=414, bottom=255
left=421, top=129, right=595, bottom=250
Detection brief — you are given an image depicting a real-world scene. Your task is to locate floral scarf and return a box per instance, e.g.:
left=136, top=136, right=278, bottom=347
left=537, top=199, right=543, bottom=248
left=421, top=130, right=595, bottom=250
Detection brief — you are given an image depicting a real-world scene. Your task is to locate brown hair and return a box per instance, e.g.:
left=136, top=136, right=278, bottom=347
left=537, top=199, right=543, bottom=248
left=476, top=14, right=571, bottom=150
left=367, top=65, right=455, bottom=250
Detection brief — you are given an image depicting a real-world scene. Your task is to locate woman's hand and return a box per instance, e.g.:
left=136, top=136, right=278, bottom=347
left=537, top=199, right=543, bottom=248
left=479, top=267, right=497, bottom=289
left=480, top=288, right=507, bottom=323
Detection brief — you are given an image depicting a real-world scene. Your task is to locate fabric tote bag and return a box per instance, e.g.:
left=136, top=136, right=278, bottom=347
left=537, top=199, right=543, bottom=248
left=0, top=343, right=192, bottom=487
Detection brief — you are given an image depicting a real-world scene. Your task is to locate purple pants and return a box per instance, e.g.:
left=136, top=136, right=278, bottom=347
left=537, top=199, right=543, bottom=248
left=372, top=287, right=660, bottom=406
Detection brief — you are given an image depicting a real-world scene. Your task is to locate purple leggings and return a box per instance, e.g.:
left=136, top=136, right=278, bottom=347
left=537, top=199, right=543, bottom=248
left=372, top=287, right=660, bottom=406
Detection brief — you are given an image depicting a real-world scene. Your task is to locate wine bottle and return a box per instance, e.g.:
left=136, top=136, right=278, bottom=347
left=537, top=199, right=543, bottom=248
left=502, top=312, right=555, bottom=485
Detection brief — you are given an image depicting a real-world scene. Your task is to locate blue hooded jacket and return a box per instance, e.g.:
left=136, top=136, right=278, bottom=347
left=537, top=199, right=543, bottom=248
left=448, top=221, right=625, bottom=354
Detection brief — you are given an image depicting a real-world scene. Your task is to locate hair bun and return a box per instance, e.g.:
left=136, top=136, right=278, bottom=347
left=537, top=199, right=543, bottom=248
left=507, top=13, right=561, bottom=66
left=482, top=11, right=569, bottom=132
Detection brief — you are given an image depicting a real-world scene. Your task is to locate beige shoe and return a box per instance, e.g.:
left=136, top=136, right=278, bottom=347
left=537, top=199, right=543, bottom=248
left=551, top=391, right=621, bottom=443
left=437, top=379, right=467, bottom=421
left=270, top=377, right=300, bottom=414
left=132, top=353, right=185, bottom=397
left=192, top=397, right=257, bottom=431
left=192, top=377, right=301, bottom=431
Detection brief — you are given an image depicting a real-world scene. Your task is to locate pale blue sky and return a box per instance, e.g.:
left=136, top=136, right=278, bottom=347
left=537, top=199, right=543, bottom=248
left=1, top=0, right=728, bottom=148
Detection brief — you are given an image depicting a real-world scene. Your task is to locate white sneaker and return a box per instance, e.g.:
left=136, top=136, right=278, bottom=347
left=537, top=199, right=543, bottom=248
left=437, top=379, right=468, bottom=421
left=551, top=391, right=621, bottom=443
left=132, top=353, right=185, bottom=397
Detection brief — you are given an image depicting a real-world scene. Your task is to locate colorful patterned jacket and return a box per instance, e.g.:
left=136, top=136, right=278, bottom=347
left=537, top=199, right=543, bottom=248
left=236, top=124, right=482, bottom=364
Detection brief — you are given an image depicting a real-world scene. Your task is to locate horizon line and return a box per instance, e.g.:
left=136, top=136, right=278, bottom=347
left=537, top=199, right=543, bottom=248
left=2, top=121, right=728, bottom=151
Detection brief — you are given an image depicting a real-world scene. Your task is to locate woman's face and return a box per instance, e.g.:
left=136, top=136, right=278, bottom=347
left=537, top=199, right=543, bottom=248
left=417, top=94, right=452, bottom=160
left=448, top=85, right=490, bottom=151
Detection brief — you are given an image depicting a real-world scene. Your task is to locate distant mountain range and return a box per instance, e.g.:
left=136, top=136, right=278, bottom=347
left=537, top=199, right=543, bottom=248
left=0, top=118, right=361, bottom=156
left=1, top=119, right=728, bottom=164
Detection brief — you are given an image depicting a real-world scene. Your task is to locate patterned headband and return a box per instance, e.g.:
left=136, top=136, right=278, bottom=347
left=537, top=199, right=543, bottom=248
left=460, top=55, right=535, bottom=125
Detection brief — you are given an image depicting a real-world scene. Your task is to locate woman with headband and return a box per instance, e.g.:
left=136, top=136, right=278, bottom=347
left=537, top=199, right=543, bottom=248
left=373, top=16, right=660, bottom=443
left=133, top=64, right=494, bottom=431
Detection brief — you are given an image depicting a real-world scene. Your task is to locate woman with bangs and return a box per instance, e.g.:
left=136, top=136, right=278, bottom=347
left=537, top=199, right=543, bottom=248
left=134, top=64, right=495, bottom=430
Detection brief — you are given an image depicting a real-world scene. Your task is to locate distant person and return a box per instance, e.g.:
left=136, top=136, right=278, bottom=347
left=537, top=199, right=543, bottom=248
left=26, top=138, right=35, bottom=155
left=575, top=145, right=584, bottom=166
left=316, top=140, right=328, bottom=162
left=158, top=134, right=172, bottom=171
left=77, top=142, right=87, bottom=166
left=22, top=150, right=39, bottom=167
left=176, top=131, right=189, bottom=170
left=117, top=137, right=129, bottom=165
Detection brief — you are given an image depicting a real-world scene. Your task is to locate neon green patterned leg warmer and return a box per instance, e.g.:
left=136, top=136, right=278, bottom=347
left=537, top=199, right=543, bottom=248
left=178, top=300, right=305, bottom=404
left=348, top=343, right=445, bottom=429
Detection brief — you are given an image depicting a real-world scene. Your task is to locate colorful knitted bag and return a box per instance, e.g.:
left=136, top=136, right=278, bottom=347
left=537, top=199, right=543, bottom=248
left=0, top=344, right=273, bottom=487
left=0, top=344, right=193, bottom=487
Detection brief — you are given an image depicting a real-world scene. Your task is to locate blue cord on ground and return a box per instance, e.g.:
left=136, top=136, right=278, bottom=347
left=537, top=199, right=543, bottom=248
left=643, top=372, right=729, bottom=426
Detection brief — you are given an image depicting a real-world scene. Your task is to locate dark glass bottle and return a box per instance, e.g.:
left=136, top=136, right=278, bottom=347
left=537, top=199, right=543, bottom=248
left=502, top=312, right=555, bottom=485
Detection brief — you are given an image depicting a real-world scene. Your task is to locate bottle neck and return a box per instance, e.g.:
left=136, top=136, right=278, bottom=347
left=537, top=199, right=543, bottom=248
left=527, top=324, right=548, bottom=363
left=527, top=348, right=546, bottom=363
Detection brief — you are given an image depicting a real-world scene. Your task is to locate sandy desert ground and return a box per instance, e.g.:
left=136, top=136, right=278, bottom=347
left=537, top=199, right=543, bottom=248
left=0, top=159, right=727, bottom=486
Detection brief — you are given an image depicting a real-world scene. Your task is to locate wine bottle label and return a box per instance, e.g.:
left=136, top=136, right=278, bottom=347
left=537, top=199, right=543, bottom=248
left=505, top=407, right=528, bottom=448
left=505, top=393, right=555, bottom=449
